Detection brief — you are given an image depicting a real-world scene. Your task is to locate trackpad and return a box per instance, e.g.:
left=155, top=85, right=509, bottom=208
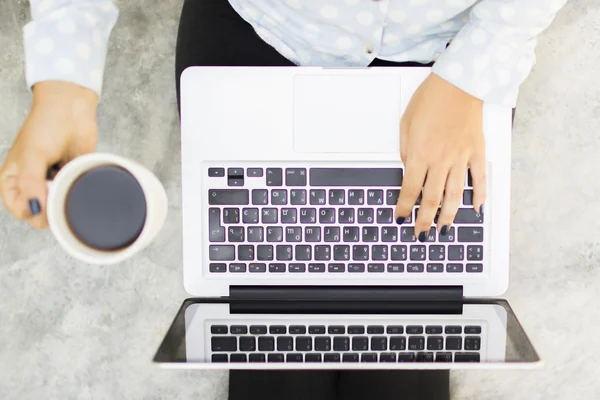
left=293, top=74, right=401, bottom=154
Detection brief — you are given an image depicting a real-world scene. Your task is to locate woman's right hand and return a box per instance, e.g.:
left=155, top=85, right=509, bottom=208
left=0, top=81, right=99, bottom=228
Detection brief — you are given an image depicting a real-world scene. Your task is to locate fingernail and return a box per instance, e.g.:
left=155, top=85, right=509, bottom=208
left=418, top=231, right=427, bottom=243
left=479, top=204, right=484, bottom=214
left=396, top=216, right=405, bottom=225
left=441, top=225, right=449, bottom=236
left=29, top=199, right=41, bottom=216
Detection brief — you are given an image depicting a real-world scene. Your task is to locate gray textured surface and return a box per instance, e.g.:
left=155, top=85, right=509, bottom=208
left=1, top=1, right=599, bottom=399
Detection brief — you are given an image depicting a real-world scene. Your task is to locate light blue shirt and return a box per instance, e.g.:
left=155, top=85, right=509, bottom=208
left=24, top=0, right=567, bottom=107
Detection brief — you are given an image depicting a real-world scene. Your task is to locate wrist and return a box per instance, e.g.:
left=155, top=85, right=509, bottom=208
left=32, top=81, right=98, bottom=115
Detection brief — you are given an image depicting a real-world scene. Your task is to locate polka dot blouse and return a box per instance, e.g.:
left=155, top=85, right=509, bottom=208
left=24, top=0, right=567, bottom=107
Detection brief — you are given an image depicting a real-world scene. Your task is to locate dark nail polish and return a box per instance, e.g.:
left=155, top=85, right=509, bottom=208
left=418, top=231, right=427, bottom=243
left=29, top=199, right=41, bottom=216
left=479, top=204, right=484, bottom=214
left=441, top=225, right=449, bottom=236
left=396, top=216, right=405, bottom=225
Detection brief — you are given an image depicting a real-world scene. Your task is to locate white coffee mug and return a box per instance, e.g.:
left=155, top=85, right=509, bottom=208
left=46, top=153, right=168, bottom=265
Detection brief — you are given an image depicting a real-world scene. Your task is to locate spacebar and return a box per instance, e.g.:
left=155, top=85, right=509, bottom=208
left=310, top=168, right=403, bottom=187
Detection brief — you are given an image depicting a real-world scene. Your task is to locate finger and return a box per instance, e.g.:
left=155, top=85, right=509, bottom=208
left=414, top=167, right=447, bottom=242
left=469, top=153, right=487, bottom=214
left=0, top=171, right=30, bottom=219
left=437, top=163, right=467, bottom=235
left=17, top=149, right=53, bottom=228
left=395, top=159, right=427, bottom=224
left=399, top=117, right=409, bottom=163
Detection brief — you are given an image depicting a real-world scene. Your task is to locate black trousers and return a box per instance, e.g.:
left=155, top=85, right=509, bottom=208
left=175, top=1, right=449, bottom=399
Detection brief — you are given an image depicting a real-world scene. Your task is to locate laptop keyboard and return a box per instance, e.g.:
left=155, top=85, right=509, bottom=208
left=209, top=323, right=482, bottom=363
left=207, top=166, right=485, bottom=275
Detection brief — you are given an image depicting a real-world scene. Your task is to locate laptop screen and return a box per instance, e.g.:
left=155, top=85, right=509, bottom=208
left=153, top=299, right=539, bottom=369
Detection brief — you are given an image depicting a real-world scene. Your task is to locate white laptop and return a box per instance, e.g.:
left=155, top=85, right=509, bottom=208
left=153, top=67, right=540, bottom=369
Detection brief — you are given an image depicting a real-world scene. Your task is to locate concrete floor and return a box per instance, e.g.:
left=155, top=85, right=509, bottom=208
left=1, top=0, right=599, bottom=399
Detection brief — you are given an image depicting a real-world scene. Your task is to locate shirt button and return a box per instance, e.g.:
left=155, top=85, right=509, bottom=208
left=365, top=45, right=374, bottom=54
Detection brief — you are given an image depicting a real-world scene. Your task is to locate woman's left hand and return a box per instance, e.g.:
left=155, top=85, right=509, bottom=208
left=394, top=72, right=486, bottom=242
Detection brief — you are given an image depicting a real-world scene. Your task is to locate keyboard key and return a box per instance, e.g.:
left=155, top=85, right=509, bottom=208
left=267, top=227, right=283, bottom=242
left=305, top=227, right=321, bottom=242
left=209, top=189, right=249, bottom=205
left=357, top=208, right=374, bottom=223
left=267, top=353, right=284, bottom=363
left=343, top=227, right=360, bottom=242
left=286, top=227, right=302, bottom=242
left=381, top=227, right=398, bottom=242
left=252, top=189, right=268, bottom=205
left=249, top=354, right=266, bottom=363
left=391, top=245, right=407, bottom=261
left=426, top=326, right=443, bottom=334
left=454, top=352, right=480, bottom=362
left=308, top=263, right=326, bottom=273
left=331, top=246, right=348, bottom=261
left=371, top=337, right=387, bottom=351
left=427, top=263, right=444, bottom=273
left=209, top=263, right=226, bottom=273
left=247, top=168, right=263, bottom=177
left=371, top=245, right=388, bottom=261
left=266, top=168, right=283, bottom=186
left=338, top=208, right=355, bottom=224
left=269, top=263, right=286, bottom=273
left=463, top=189, right=473, bottom=206
left=439, top=227, right=456, bottom=243
left=315, top=245, right=331, bottom=261
left=368, top=263, right=385, bottom=273
left=289, top=326, right=306, bottom=335
left=458, top=227, right=484, bottom=242
left=290, top=189, right=307, bottom=205
left=398, top=353, right=415, bottom=362
left=209, top=246, right=235, bottom=261
left=208, top=208, right=225, bottom=242
left=466, top=263, right=483, bottom=273
left=211, top=337, right=237, bottom=352
left=286, top=353, right=303, bottom=363
left=416, top=352, right=434, bottom=362
left=407, top=326, right=424, bottom=334
left=211, top=354, right=228, bottom=363
left=295, top=245, right=312, bottom=261
left=390, top=336, right=406, bottom=351
left=454, top=208, right=483, bottom=224
left=261, top=208, right=278, bottom=224
left=208, top=167, right=225, bottom=177
left=448, top=245, right=464, bottom=261
left=408, top=338, right=425, bottom=352
left=310, top=189, right=326, bottom=205
left=242, top=208, right=259, bottom=224
left=334, top=337, right=350, bottom=351
left=288, top=263, right=306, bottom=273
left=324, top=353, right=341, bottom=362
left=427, top=337, right=444, bottom=351
left=328, top=263, right=345, bottom=273
left=223, top=208, right=240, bottom=224
left=446, top=337, right=462, bottom=351
left=348, top=326, right=365, bottom=334
left=467, top=245, right=483, bottom=261
left=285, top=168, right=307, bottom=186
left=367, top=190, right=384, bottom=205
left=348, top=263, right=365, bottom=273
left=329, top=190, right=345, bottom=205
left=387, top=326, right=404, bottom=334
left=229, top=263, right=246, bottom=273
left=386, top=189, right=400, bottom=205
left=258, top=337, right=275, bottom=351
left=400, top=227, right=416, bottom=242
left=380, top=353, right=397, bottom=362
left=276, top=245, right=293, bottom=261
left=277, top=337, right=294, bottom=352
left=239, top=337, right=256, bottom=351
left=407, top=263, right=424, bottom=273
left=309, top=168, right=403, bottom=187
left=367, top=325, right=384, bottom=334
left=319, top=208, right=336, bottom=223
left=446, top=263, right=463, bottom=273
left=300, top=208, right=317, bottom=224
left=436, top=352, right=453, bottom=362
left=329, top=326, right=345, bottom=334
left=211, top=325, right=228, bottom=334
left=352, top=245, right=369, bottom=261
left=228, top=227, right=244, bottom=242
left=281, top=208, right=297, bottom=224
left=361, top=353, right=378, bottom=363
left=227, top=178, right=243, bottom=187
left=247, top=227, right=264, bottom=243
left=429, top=245, right=445, bottom=261
left=362, top=227, right=378, bottom=242
left=250, top=325, right=267, bottom=334
left=342, top=353, right=359, bottom=363
left=410, top=245, right=426, bottom=261
left=465, top=326, right=482, bottom=334
left=309, top=326, right=326, bottom=335
left=387, top=263, right=404, bottom=273
left=465, top=337, right=481, bottom=351
left=445, top=326, right=462, bottom=334
left=324, top=227, right=341, bottom=242
left=467, top=170, right=473, bottom=187
left=352, top=337, right=369, bottom=351
left=305, top=354, right=322, bottom=363
left=270, top=326, right=287, bottom=334
left=295, top=337, right=312, bottom=351
left=348, top=189, right=364, bottom=205
left=271, top=189, right=287, bottom=205
left=315, top=337, right=331, bottom=351
left=249, top=263, right=266, bottom=273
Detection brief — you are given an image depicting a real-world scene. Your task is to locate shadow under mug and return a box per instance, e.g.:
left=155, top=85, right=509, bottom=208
left=46, top=153, right=168, bottom=265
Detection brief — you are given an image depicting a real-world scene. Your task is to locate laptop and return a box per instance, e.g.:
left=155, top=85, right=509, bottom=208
left=153, top=66, right=540, bottom=369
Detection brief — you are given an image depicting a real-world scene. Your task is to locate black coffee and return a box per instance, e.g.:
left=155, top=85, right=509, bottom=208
left=65, top=165, right=147, bottom=251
